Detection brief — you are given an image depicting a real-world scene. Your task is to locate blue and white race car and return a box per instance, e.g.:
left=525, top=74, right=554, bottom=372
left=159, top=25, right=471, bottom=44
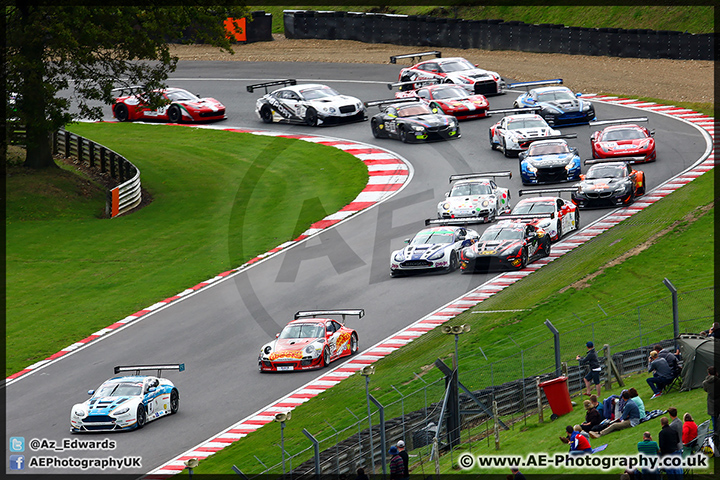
left=70, top=364, right=183, bottom=432
left=390, top=222, right=479, bottom=276
left=511, top=79, right=596, bottom=126
left=519, top=138, right=581, bottom=185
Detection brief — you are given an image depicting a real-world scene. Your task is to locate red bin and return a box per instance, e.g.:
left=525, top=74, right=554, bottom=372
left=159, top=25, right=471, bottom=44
left=539, top=376, right=573, bottom=418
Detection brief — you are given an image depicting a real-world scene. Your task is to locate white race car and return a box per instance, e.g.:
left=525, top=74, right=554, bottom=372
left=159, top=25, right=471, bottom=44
left=489, top=113, right=562, bottom=157
left=247, top=80, right=366, bottom=126
left=505, top=191, right=580, bottom=242
left=437, top=172, right=512, bottom=223
left=390, top=222, right=479, bottom=276
left=70, top=364, right=183, bottom=432
left=396, top=54, right=504, bottom=95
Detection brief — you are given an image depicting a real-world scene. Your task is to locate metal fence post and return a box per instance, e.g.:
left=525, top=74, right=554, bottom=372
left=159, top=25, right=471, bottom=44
left=369, top=394, right=386, bottom=476
left=663, top=278, right=680, bottom=350
left=302, top=429, right=321, bottom=480
left=544, top=319, right=561, bottom=377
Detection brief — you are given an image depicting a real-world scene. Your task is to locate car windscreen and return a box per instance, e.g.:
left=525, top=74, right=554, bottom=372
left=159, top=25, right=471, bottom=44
left=480, top=227, right=524, bottom=241
left=536, top=90, right=575, bottom=102
left=95, top=382, right=143, bottom=397
left=513, top=201, right=555, bottom=214
left=507, top=119, right=548, bottom=129
left=397, top=105, right=432, bottom=117
left=450, top=183, right=492, bottom=196
left=279, top=323, right=325, bottom=339
left=439, top=59, right=475, bottom=72
left=300, top=87, right=340, bottom=100
left=586, top=165, right=625, bottom=179
left=411, top=231, right=454, bottom=245
left=600, top=128, right=645, bottom=141
left=527, top=143, right=569, bottom=155
left=166, top=89, right=199, bottom=102
left=431, top=87, right=469, bottom=99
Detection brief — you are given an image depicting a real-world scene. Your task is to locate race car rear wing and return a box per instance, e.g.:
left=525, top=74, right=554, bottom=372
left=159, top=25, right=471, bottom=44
left=584, top=157, right=645, bottom=165
left=246, top=79, right=297, bottom=93
left=389, top=50, right=442, bottom=64
left=114, top=364, right=185, bottom=376
left=364, top=97, right=420, bottom=109
left=518, top=133, right=578, bottom=144
left=449, top=171, right=512, bottom=183
left=295, top=309, right=364, bottom=324
left=387, top=78, right=439, bottom=90
left=498, top=213, right=555, bottom=220
left=507, top=79, right=563, bottom=90
left=425, top=218, right=483, bottom=227
left=486, top=107, right=542, bottom=116
left=110, top=85, right=146, bottom=96
left=518, top=187, right=579, bottom=198
left=589, top=117, right=648, bottom=127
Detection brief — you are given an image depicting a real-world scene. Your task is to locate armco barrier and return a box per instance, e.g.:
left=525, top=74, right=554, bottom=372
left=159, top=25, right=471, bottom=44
left=282, top=10, right=714, bottom=60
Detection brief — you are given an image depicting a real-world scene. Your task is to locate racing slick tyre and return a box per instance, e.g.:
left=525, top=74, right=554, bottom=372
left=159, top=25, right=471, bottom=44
left=114, top=104, right=129, bottom=122
left=305, top=107, right=318, bottom=127
left=556, top=222, right=563, bottom=242
left=136, top=405, right=146, bottom=429
left=638, top=175, right=647, bottom=195
left=398, top=126, right=409, bottom=143
left=322, top=347, right=331, bottom=368
left=371, top=119, right=383, bottom=138
left=503, top=138, right=513, bottom=158
left=167, top=105, right=182, bottom=123
left=574, top=210, right=580, bottom=231
left=446, top=251, right=459, bottom=273
left=443, top=79, right=454, bottom=84
left=260, top=105, right=273, bottom=124
left=170, top=389, right=179, bottom=414
left=542, top=242, right=551, bottom=258
left=519, top=248, right=528, bottom=270
left=350, top=333, right=359, bottom=355
left=489, top=130, right=498, bottom=150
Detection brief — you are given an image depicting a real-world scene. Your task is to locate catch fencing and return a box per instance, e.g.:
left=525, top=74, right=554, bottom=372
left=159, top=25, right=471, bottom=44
left=283, top=11, right=714, bottom=61
left=52, top=129, right=142, bottom=218
left=235, top=285, right=714, bottom=477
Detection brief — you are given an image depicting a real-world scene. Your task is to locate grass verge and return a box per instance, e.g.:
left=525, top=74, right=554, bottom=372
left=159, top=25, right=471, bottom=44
left=5, top=122, right=368, bottom=376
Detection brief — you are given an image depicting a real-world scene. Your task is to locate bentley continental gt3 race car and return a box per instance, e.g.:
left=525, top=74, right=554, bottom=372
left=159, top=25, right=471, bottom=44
left=571, top=159, right=647, bottom=208
left=460, top=220, right=551, bottom=272
left=437, top=172, right=512, bottom=223
left=367, top=98, right=460, bottom=143
left=391, top=82, right=489, bottom=120
left=111, top=87, right=226, bottom=123
left=511, top=79, right=596, bottom=126
left=508, top=191, right=580, bottom=242
left=488, top=110, right=563, bottom=157
left=590, top=117, right=656, bottom=163
left=391, top=222, right=479, bottom=276
left=392, top=51, right=504, bottom=95
left=258, top=310, right=363, bottom=372
left=70, top=364, right=183, bottom=432
left=247, top=80, right=366, bottom=126
left=519, top=138, right=581, bottom=185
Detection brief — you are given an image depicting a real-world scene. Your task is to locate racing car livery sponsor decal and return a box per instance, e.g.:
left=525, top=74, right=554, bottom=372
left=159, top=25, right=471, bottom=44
left=268, top=350, right=304, bottom=361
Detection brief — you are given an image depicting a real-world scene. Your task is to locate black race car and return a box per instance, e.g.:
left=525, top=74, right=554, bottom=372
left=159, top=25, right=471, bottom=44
left=459, top=220, right=551, bottom=272
left=367, top=98, right=460, bottom=143
left=571, top=159, right=647, bottom=208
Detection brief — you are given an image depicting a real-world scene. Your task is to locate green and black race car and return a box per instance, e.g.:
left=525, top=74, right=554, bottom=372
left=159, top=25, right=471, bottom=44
left=366, top=98, right=460, bottom=143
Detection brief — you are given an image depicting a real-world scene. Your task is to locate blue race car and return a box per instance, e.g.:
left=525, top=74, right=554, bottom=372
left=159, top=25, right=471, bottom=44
left=519, top=138, right=581, bottom=185
left=511, top=79, right=595, bottom=126
left=70, top=364, right=183, bottom=432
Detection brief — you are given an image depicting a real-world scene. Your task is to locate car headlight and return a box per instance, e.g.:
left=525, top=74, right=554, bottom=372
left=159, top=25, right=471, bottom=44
left=543, top=105, right=560, bottom=113
left=614, top=183, right=630, bottom=193
left=526, top=164, right=538, bottom=173
left=305, top=345, right=315, bottom=355
left=501, top=245, right=520, bottom=256
left=427, top=249, right=445, bottom=260
left=640, top=139, right=651, bottom=148
left=73, top=408, right=87, bottom=417
left=582, top=103, right=593, bottom=112
left=357, top=102, right=363, bottom=109
left=393, top=251, right=405, bottom=262
left=412, top=125, right=425, bottom=131
left=113, top=407, right=130, bottom=416
left=462, top=248, right=476, bottom=259
left=481, top=199, right=490, bottom=207
left=441, top=202, right=450, bottom=210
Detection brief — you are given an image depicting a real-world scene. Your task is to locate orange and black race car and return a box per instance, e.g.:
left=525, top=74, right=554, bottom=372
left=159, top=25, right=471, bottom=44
left=571, top=159, right=646, bottom=209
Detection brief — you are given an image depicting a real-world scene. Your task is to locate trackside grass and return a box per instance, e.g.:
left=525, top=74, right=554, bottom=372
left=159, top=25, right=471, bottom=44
left=5, top=122, right=368, bottom=376
left=182, top=167, right=714, bottom=475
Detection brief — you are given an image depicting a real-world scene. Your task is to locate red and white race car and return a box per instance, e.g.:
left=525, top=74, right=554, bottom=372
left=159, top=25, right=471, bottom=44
left=590, top=117, right=656, bottom=163
left=394, top=83, right=489, bottom=120
left=506, top=191, right=580, bottom=242
left=111, top=86, right=226, bottom=123
left=258, top=310, right=362, bottom=372
left=393, top=52, right=504, bottom=95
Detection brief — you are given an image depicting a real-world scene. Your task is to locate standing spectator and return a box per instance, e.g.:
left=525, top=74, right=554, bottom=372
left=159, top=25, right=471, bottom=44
left=509, top=466, right=526, bottom=480
left=636, top=431, right=661, bottom=480
left=682, top=412, right=698, bottom=455
left=668, top=407, right=683, bottom=453
left=702, top=365, right=719, bottom=432
left=590, top=390, right=640, bottom=438
left=628, top=387, right=646, bottom=418
left=388, top=446, right=403, bottom=480
left=396, top=440, right=409, bottom=479
left=647, top=351, right=673, bottom=399
left=576, top=341, right=602, bottom=396
left=654, top=343, right=680, bottom=377
left=658, top=417, right=683, bottom=480
left=581, top=399, right=603, bottom=432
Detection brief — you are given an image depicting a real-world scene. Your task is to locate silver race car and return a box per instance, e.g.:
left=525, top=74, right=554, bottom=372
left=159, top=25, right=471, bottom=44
left=437, top=172, right=513, bottom=223
left=489, top=111, right=562, bottom=157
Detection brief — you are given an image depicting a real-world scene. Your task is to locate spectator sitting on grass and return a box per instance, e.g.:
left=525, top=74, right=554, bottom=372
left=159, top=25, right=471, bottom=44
left=628, top=387, right=646, bottom=418
left=559, top=425, right=573, bottom=444
left=581, top=399, right=603, bottom=432
left=570, top=425, right=593, bottom=454
left=590, top=394, right=603, bottom=418
left=590, top=390, right=640, bottom=438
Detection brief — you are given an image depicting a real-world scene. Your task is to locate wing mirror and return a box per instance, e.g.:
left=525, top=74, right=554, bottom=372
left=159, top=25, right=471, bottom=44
left=275, top=333, right=280, bottom=338
left=404, top=238, right=410, bottom=244
left=650, top=130, right=655, bottom=136
left=445, top=191, right=449, bottom=197
left=88, top=390, right=95, bottom=395
left=147, top=387, right=157, bottom=393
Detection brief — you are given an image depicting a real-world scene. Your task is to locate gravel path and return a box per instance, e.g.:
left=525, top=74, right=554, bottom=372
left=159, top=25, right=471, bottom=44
left=169, top=34, right=713, bottom=105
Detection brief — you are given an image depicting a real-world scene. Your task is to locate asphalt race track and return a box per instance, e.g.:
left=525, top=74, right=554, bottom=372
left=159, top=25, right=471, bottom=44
left=6, top=60, right=709, bottom=475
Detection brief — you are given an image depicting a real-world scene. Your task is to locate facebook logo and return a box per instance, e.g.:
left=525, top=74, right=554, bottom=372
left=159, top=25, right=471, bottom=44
left=9, top=455, right=24, bottom=470
left=9, top=437, right=24, bottom=452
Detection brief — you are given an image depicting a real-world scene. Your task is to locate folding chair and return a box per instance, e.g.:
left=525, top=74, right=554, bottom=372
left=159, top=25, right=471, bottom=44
left=683, top=420, right=711, bottom=476
left=663, top=360, right=684, bottom=394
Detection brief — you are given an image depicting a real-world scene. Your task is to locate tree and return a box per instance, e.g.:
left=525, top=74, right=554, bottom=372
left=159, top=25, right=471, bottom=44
left=5, top=4, right=248, bottom=169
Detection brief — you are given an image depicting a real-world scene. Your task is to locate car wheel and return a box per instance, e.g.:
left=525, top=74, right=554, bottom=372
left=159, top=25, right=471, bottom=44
left=260, top=105, right=273, bottom=123
left=167, top=105, right=181, bottom=123
left=519, top=248, right=528, bottom=269
left=170, top=389, right=179, bottom=414
left=305, top=107, right=318, bottom=127
left=638, top=174, right=647, bottom=195
left=371, top=119, right=382, bottom=138
left=503, top=138, right=513, bottom=158
left=136, top=405, right=146, bottom=429
left=399, top=126, right=409, bottom=143
left=489, top=130, right=497, bottom=150
left=543, top=241, right=551, bottom=258
left=446, top=251, right=459, bottom=273
left=350, top=333, right=359, bottom=354
left=114, top=104, right=129, bottom=122
left=322, top=347, right=330, bottom=367
left=556, top=221, right=563, bottom=242
left=574, top=210, right=580, bottom=231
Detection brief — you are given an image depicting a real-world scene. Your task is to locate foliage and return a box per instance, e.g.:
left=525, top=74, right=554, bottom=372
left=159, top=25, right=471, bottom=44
left=5, top=3, right=248, bottom=168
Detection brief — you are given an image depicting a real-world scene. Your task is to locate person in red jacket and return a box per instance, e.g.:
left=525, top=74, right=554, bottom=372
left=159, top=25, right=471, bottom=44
left=682, top=412, right=698, bottom=446
left=570, top=424, right=593, bottom=454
